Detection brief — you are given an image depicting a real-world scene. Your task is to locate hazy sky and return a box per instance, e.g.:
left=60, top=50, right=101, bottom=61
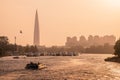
left=0, top=0, right=120, bottom=46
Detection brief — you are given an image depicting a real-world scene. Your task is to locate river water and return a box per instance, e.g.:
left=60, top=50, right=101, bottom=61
left=0, top=54, right=120, bottom=80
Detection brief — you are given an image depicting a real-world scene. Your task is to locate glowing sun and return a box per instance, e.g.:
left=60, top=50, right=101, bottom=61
left=106, top=0, right=120, bottom=7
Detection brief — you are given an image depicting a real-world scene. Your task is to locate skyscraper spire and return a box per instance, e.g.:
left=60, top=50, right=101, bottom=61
left=34, top=10, right=40, bottom=46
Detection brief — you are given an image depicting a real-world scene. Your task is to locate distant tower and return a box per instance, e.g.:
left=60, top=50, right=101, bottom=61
left=34, top=10, right=40, bottom=46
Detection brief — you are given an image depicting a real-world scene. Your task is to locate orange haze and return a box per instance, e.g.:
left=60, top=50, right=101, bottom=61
left=0, top=0, right=120, bottom=46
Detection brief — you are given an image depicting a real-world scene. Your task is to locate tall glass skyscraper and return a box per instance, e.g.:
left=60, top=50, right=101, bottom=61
left=34, top=10, right=40, bottom=46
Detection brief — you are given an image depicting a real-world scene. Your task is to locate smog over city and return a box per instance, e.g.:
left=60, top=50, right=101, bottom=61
left=0, top=0, right=120, bottom=80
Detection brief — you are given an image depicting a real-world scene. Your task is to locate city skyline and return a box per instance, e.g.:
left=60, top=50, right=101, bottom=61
left=0, top=0, right=120, bottom=46
left=65, top=35, right=116, bottom=47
